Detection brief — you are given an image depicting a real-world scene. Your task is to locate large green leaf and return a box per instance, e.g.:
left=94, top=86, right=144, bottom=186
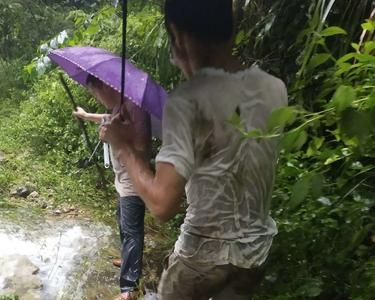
left=336, top=53, right=356, bottom=64
left=361, top=21, right=375, bottom=33
left=267, top=106, right=297, bottom=133
left=306, top=136, right=325, bottom=157
left=364, top=41, right=375, bottom=54
left=321, top=26, right=347, bottom=37
left=282, top=129, right=308, bottom=153
left=335, top=62, right=353, bottom=76
left=351, top=43, right=360, bottom=52
left=228, top=111, right=243, bottom=128
left=355, top=53, right=375, bottom=63
left=85, top=23, right=100, bottom=35
left=329, top=85, right=356, bottom=112
left=290, top=175, right=311, bottom=209
left=243, top=129, right=263, bottom=139
left=235, top=30, right=247, bottom=45
left=307, top=53, right=332, bottom=70
left=339, top=108, right=375, bottom=143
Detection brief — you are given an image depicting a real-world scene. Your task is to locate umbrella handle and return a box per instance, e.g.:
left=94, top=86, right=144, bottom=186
left=100, top=116, right=111, bottom=169
left=103, top=142, right=111, bottom=169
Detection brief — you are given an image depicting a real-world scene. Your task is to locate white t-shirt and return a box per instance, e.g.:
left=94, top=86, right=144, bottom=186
left=110, top=100, right=151, bottom=198
left=110, top=147, right=138, bottom=198
left=156, top=66, right=288, bottom=268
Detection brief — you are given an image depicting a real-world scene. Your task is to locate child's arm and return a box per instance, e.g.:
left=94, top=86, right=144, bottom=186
left=73, top=107, right=110, bottom=124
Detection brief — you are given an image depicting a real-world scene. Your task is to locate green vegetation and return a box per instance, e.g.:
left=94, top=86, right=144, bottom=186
left=0, top=295, right=19, bottom=300
left=0, top=1, right=373, bottom=299
left=234, top=1, right=374, bottom=299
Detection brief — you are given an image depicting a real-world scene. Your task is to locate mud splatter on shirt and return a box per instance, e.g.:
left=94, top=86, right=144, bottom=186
left=156, top=66, right=288, bottom=268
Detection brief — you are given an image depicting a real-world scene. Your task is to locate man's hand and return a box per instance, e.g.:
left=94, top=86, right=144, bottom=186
left=100, top=111, right=186, bottom=223
left=99, top=113, right=136, bottom=153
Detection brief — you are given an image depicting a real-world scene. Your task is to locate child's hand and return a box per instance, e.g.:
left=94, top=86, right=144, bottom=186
left=73, top=106, right=87, bottom=119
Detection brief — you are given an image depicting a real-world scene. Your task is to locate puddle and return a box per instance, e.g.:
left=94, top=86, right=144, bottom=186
left=0, top=207, right=120, bottom=299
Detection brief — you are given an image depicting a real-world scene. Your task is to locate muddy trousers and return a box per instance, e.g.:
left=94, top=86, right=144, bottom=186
left=158, top=252, right=264, bottom=300
left=117, top=196, right=145, bottom=293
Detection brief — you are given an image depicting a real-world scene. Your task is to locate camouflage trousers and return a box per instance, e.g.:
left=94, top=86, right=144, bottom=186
left=157, top=252, right=264, bottom=300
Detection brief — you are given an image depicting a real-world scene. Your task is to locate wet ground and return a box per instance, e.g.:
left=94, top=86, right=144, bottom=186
left=0, top=207, right=121, bottom=300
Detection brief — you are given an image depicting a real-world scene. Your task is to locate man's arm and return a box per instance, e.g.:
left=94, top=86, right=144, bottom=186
left=99, top=112, right=186, bottom=222
left=125, top=101, right=152, bottom=153
left=101, top=94, right=193, bottom=222
left=116, top=145, right=186, bottom=222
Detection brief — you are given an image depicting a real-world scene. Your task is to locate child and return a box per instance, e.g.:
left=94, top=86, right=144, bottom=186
left=74, top=74, right=151, bottom=300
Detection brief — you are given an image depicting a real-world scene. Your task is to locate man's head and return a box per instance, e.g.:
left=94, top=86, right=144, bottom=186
left=86, top=74, right=120, bottom=110
left=164, top=0, right=234, bottom=77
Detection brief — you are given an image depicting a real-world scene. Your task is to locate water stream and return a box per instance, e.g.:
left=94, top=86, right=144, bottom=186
left=0, top=207, right=120, bottom=299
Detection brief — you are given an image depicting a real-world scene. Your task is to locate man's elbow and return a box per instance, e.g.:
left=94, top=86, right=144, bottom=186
left=151, top=201, right=179, bottom=223
left=152, top=206, right=175, bottom=223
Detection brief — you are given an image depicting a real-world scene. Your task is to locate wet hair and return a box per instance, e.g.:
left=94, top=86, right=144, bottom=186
left=164, top=0, right=233, bottom=43
left=86, top=74, right=103, bottom=88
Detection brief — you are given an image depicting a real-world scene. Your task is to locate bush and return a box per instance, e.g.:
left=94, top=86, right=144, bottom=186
left=16, top=72, right=100, bottom=163
left=0, top=294, right=19, bottom=300
left=0, top=59, right=24, bottom=99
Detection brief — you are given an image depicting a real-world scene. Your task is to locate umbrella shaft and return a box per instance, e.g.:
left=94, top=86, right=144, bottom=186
left=119, top=0, right=130, bottom=121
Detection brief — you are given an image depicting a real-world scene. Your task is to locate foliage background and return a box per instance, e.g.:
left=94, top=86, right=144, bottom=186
left=0, top=0, right=374, bottom=299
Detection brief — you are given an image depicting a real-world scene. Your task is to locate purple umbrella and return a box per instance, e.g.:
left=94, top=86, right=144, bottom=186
left=48, top=46, right=167, bottom=136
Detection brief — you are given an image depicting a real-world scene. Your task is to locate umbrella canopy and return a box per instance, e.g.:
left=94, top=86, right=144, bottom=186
left=48, top=46, right=167, bottom=136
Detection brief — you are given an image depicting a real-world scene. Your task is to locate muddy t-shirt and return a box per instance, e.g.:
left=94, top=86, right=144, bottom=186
left=156, top=66, right=288, bottom=268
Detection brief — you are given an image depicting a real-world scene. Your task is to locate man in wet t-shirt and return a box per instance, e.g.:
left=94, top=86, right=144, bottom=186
left=100, top=0, right=288, bottom=299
